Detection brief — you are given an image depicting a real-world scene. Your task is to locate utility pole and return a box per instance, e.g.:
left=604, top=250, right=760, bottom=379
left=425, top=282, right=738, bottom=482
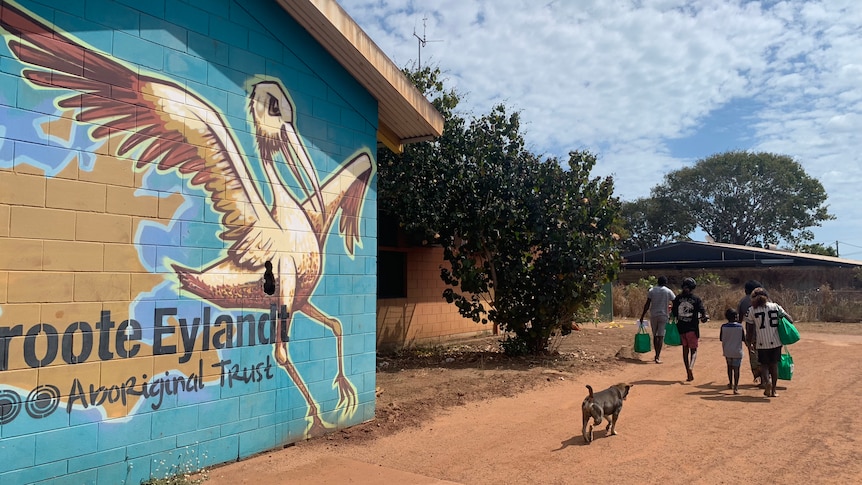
left=836, top=240, right=840, bottom=257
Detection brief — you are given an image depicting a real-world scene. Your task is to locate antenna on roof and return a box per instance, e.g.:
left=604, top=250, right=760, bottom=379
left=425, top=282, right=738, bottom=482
left=413, top=16, right=442, bottom=70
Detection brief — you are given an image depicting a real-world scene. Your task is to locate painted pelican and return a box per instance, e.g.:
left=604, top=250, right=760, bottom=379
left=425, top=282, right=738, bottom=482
left=1, top=2, right=374, bottom=435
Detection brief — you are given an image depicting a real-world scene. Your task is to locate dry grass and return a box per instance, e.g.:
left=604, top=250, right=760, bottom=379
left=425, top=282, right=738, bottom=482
left=613, top=268, right=862, bottom=323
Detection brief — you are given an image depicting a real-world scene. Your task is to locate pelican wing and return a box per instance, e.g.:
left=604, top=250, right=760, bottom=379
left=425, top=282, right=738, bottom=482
left=304, top=152, right=374, bottom=255
left=1, top=3, right=271, bottom=246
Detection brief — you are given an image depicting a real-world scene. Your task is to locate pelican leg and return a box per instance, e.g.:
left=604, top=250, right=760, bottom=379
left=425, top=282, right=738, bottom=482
left=273, top=272, right=296, bottom=366
left=299, top=302, right=358, bottom=419
left=273, top=303, right=290, bottom=365
left=277, top=350, right=329, bottom=438
left=269, top=304, right=329, bottom=437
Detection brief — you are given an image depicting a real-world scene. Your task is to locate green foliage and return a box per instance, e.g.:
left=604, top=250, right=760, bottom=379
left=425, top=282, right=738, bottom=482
left=378, top=66, right=467, bottom=241
left=380, top=66, right=622, bottom=354
left=697, top=272, right=724, bottom=287
left=649, top=150, right=833, bottom=247
left=619, top=197, right=694, bottom=251
left=572, top=306, right=600, bottom=328
left=635, top=276, right=657, bottom=289
left=795, top=242, right=838, bottom=256
left=571, top=289, right=606, bottom=328
left=499, top=335, right=530, bottom=356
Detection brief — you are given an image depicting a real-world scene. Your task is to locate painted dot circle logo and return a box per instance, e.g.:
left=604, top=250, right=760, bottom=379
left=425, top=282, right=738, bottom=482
left=25, top=385, right=61, bottom=419
left=0, top=389, right=22, bottom=424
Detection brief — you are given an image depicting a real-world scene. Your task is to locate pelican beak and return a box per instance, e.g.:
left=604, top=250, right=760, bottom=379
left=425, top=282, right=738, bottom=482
left=280, top=122, right=325, bottom=215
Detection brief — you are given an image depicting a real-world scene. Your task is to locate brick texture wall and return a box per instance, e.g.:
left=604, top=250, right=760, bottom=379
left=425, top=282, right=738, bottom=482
left=0, top=1, right=378, bottom=483
left=377, top=246, right=494, bottom=350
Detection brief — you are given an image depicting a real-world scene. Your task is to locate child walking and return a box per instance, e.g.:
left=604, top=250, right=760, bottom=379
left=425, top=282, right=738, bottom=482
left=671, top=277, right=709, bottom=382
left=720, top=308, right=745, bottom=394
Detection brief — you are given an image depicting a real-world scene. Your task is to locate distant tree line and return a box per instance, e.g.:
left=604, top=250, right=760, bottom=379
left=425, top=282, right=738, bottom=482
left=618, top=150, right=833, bottom=253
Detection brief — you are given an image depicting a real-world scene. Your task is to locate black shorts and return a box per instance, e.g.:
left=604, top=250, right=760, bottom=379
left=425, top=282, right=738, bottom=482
left=757, top=347, right=782, bottom=365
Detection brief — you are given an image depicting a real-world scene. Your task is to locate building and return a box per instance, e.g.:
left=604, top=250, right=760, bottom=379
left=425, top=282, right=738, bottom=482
left=0, top=0, right=441, bottom=482
left=376, top=223, right=498, bottom=350
left=622, top=241, right=862, bottom=270
left=621, top=240, right=862, bottom=289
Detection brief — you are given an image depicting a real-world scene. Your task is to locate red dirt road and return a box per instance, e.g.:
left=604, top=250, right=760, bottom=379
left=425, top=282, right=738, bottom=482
left=209, top=329, right=862, bottom=484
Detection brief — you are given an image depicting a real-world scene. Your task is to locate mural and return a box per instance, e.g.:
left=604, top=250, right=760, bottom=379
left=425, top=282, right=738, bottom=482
left=0, top=0, right=375, bottom=467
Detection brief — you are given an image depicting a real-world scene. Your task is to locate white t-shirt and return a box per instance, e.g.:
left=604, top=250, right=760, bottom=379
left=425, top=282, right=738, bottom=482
left=647, top=285, right=676, bottom=319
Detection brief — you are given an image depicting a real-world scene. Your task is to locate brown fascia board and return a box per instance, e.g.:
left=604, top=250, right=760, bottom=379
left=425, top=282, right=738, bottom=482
left=276, top=0, right=444, bottom=153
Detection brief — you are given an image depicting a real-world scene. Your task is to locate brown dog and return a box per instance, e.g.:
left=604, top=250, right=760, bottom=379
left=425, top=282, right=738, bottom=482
left=581, top=383, right=632, bottom=443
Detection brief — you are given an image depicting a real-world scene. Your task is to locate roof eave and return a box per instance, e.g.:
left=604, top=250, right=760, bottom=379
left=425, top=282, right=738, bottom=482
left=276, top=0, right=444, bottom=153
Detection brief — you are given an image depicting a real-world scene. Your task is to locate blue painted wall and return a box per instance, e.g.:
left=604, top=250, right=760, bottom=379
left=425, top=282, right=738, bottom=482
left=0, top=0, right=378, bottom=482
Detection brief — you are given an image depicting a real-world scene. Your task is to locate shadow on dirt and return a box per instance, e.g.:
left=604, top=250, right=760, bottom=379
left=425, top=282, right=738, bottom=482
left=551, top=435, right=584, bottom=451
left=375, top=343, right=613, bottom=373
left=616, top=356, right=652, bottom=365
left=685, top=381, right=779, bottom=402
left=631, top=379, right=678, bottom=386
left=699, top=394, right=767, bottom=403
left=376, top=350, right=538, bottom=373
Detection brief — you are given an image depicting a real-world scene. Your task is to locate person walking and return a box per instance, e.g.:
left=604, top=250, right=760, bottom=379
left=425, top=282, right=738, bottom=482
left=671, top=277, right=709, bottom=382
left=720, top=308, right=745, bottom=394
left=738, top=280, right=765, bottom=387
left=745, top=287, right=789, bottom=398
left=639, top=276, right=676, bottom=364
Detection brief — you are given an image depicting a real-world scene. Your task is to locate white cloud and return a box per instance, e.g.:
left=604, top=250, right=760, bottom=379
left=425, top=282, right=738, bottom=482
left=338, top=0, right=862, bottom=249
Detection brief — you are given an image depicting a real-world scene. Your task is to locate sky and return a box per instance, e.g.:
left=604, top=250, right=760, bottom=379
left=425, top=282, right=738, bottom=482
left=336, top=0, right=862, bottom=259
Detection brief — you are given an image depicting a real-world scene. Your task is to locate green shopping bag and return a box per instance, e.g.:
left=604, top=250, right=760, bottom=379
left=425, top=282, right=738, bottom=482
left=664, top=319, right=681, bottom=346
left=778, top=346, right=794, bottom=380
left=778, top=315, right=800, bottom=345
left=634, top=326, right=651, bottom=353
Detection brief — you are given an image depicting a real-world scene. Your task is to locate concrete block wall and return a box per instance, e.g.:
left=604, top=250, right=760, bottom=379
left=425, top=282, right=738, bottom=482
left=0, top=1, right=378, bottom=483
left=377, top=246, right=494, bottom=349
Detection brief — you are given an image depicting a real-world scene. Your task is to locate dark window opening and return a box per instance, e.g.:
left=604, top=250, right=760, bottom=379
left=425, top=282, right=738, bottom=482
left=378, top=211, right=401, bottom=248
left=378, top=250, right=407, bottom=299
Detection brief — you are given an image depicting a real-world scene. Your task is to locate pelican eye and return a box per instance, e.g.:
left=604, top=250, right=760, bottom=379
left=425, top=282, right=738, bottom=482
left=267, top=95, right=281, bottom=117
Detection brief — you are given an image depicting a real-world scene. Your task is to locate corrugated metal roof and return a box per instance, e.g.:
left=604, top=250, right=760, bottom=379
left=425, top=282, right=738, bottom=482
left=276, top=0, right=444, bottom=153
left=622, top=241, right=862, bottom=269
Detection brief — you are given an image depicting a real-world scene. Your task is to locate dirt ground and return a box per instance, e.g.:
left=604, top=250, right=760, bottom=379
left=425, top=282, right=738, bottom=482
left=207, top=320, right=862, bottom=484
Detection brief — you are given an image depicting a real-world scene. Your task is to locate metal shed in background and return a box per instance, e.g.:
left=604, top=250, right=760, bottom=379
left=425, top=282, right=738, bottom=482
left=622, top=241, right=862, bottom=270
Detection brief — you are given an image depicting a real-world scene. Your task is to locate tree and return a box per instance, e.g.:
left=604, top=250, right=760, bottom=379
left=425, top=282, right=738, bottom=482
left=652, top=151, right=833, bottom=246
left=377, top=66, right=466, bottom=239
left=619, top=197, right=694, bottom=251
left=378, top=67, right=621, bottom=354
left=795, top=242, right=838, bottom=257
